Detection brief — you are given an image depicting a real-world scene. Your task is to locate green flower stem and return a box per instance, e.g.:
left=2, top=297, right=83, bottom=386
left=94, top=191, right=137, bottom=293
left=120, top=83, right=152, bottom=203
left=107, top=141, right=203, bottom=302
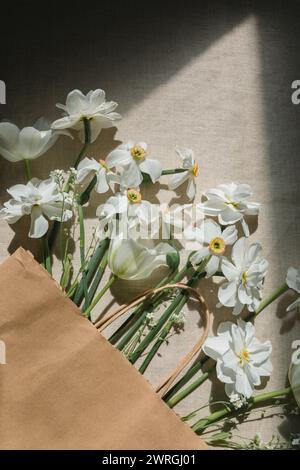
left=41, top=235, right=52, bottom=275
left=110, top=263, right=192, bottom=347
left=23, top=159, right=32, bottom=181
left=74, top=118, right=91, bottom=169
left=77, top=203, right=88, bottom=307
left=78, top=174, right=97, bottom=206
left=162, top=168, right=187, bottom=175
left=163, top=281, right=290, bottom=403
left=49, top=119, right=92, bottom=254
left=83, top=250, right=109, bottom=313
left=167, top=368, right=212, bottom=408
left=138, top=295, right=187, bottom=374
left=83, top=274, right=116, bottom=318
left=72, top=238, right=109, bottom=305
left=115, top=273, right=175, bottom=350
left=251, top=282, right=289, bottom=317
left=192, top=387, right=292, bottom=434
left=128, top=266, right=207, bottom=365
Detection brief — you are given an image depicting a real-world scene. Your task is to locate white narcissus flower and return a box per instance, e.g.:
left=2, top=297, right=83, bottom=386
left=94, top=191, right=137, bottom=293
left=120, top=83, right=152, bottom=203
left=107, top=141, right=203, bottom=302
left=199, top=183, right=260, bottom=237
left=168, top=148, right=199, bottom=201
left=289, top=352, right=300, bottom=408
left=286, top=266, right=300, bottom=312
left=203, top=319, right=273, bottom=398
left=77, top=157, right=119, bottom=194
left=51, top=89, right=121, bottom=143
left=153, top=203, right=193, bottom=239
left=96, top=188, right=155, bottom=238
left=108, top=235, right=175, bottom=280
left=0, top=178, right=73, bottom=238
left=218, top=237, right=268, bottom=315
left=185, top=219, right=238, bottom=277
left=0, top=119, right=68, bottom=162
left=106, top=141, right=162, bottom=187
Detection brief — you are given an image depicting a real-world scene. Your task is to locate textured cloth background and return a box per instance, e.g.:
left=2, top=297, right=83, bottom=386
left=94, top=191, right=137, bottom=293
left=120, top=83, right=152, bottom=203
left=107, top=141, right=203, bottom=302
left=0, top=0, right=300, bottom=445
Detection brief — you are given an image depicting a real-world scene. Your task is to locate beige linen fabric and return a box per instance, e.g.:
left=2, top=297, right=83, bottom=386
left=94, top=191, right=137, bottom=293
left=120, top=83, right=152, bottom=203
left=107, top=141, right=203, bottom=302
left=0, top=1, right=300, bottom=445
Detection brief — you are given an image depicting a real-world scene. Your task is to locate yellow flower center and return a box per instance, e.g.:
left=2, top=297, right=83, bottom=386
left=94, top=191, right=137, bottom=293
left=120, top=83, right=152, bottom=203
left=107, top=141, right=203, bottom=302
left=127, top=188, right=142, bottom=204
left=98, top=159, right=108, bottom=170
left=241, top=271, right=248, bottom=286
left=226, top=198, right=239, bottom=208
left=237, top=347, right=250, bottom=366
left=209, top=237, right=226, bottom=255
left=191, top=162, right=199, bottom=177
left=130, top=145, right=146, bottom=161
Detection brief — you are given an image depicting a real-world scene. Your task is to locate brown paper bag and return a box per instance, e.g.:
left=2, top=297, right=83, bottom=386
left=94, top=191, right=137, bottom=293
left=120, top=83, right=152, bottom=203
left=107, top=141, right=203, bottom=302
left=0, top=248, right=207, bottom=450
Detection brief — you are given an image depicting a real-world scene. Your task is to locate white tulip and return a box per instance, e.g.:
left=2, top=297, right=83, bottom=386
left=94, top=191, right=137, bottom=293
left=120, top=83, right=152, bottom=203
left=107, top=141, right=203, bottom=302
left=0, top=119, right=68, bottom=162
left=108, top=235, right=175, bottom=280
left=186, top=219, right=238, bottom=277
left=218, top=237, right=268, bottom=315
left=203, top=319, right=273, bottom=399
left=286, top=266, right=300, bottom=312
left=168, top=148, right=198, bottom=201
left=51, top=89, right=121, bottom=143
left=0, top=178, right=73, bottom=238
left=106, top=141, right=162, bottom=187
left=77, top=157, right=119, bottom=194
left=199, top=183, right=260, bottom=237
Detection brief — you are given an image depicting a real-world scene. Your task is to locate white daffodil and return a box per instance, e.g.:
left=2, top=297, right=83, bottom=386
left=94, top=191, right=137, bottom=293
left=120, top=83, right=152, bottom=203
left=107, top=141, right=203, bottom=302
left=106, top=141, right=162, bottom=187
left=51, top=89, right=121, bottom=143
left=0, top=119, right=68, bottom=162
left=168, top=148, right=199, bottom=201
left=77, top=157, right=119, bottom=194
left=108, top=235, right=175, bottom=280
left=218, top=237, right=268, bottom=315
left=0, top=178, right=73, bottom=238
left=289, top=352, right=300, bottom=408
left=185, top=219, right=238, bottom=277
left=199, top=183, right=260, bottom=237
left=96, top=188, right=155, bottom=238
left=286, top=266, right=300, bottom=312
left=153, top=203, right=193, bottom=240
left=203, top=319, right=273, bottom=398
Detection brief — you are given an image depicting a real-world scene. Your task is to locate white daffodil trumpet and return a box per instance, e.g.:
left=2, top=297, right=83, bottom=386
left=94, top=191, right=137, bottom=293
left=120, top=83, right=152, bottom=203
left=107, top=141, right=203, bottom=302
left=51, top=89, right=121, bottom=143
left=77, top=156, right=120, bottom=194
left=108, top=235, right=176, bottom=280
left=203, top=319, right=273, bottom=399
left=106, top=141, right=162, bottom=187
left=199, top=182, right=260, bottom=237
left=185, top=219, right=238, bottom=277
left=286, top=266, right=300, bottom=312
left=0, top=178, right=73, bottom=238
left=289, top=351, right=300, bottom=408
left=218, top=237, right=268, bottom=315
left=168, top=148, right=199, bottom=201
left=0, top=119, right=69, bottom=163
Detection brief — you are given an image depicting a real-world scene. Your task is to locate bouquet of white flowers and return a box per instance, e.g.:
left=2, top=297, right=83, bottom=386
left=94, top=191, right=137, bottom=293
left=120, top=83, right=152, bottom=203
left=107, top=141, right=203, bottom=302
left=0, top=87, right=299, bottom=449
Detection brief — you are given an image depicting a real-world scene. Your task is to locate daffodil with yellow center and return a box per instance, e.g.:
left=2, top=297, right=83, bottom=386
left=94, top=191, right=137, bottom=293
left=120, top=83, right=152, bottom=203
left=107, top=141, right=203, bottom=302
left=106, top=141, right=162, bottom=187
left=169, top=148, right=199, bottom=200
left=130, top=145, right=146, bottom=161
left=209, top=236, right=226, bottom=255
left=189, top=219, right=238, bottom=277
left=127, top=188, right=142, bottom=204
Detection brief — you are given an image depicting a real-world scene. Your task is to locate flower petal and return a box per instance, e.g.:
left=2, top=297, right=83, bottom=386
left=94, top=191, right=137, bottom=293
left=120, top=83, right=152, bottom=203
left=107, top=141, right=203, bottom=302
left=29, top=206, right=49, bottom=238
